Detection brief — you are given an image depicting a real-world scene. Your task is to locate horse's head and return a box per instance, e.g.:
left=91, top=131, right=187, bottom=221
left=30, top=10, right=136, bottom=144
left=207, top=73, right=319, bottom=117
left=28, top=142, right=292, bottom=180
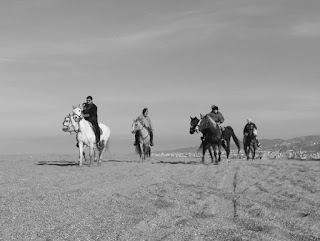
left=62, top=114, right=72, bottom=132
left=189, top=116, right=200, bottom=134
left=131, top=119, right=143, bottom=134
left=72, top=105, right=82, bottom=122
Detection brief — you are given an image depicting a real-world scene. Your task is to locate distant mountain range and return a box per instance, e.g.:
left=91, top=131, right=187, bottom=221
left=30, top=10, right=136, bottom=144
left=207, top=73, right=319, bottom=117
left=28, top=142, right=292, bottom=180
left=158, top=135, right=320, bottom=153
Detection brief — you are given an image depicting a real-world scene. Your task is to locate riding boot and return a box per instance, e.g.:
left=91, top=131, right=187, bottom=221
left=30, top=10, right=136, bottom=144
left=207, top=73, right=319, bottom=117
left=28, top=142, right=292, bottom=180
left=150, top=130, right=154, bottom=146
left=95, top=123, right=101, bottom=147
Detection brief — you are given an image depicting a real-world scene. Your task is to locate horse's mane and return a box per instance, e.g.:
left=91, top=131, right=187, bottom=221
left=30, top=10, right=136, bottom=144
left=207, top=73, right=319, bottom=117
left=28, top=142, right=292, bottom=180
left=205, top=115, right=217, bottom=128
left=200, top=114, right=217, bottom=131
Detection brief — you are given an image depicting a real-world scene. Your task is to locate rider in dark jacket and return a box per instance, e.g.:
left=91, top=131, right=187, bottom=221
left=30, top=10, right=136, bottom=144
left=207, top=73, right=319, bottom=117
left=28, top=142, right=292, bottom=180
left=204, top=105, right=226, bottom=145
left=243, top=118, right=261, bottom=147
left=82, top=96, right=101, bottom=147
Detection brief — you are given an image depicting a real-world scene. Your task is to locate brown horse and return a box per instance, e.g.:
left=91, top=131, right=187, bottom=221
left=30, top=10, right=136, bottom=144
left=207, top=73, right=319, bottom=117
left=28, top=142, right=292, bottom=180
left=243, top=125, right=258, bottom=160
left=190, top=116, right=240, bottom=159
left=195, top=114, right=222, bottom=164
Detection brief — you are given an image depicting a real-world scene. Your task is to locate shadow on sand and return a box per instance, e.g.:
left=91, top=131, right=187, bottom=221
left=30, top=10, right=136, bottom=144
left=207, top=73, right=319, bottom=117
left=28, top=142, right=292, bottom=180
left=37, top=160, right=79, bottom=166
left=154, top=160, right=200, bottom=165
left=36, top=159, right=201, bottom=166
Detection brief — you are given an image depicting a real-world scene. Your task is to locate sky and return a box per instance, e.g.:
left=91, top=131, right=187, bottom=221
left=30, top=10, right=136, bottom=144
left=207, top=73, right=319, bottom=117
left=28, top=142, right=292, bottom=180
left=1, top=0, right=320, bottom=155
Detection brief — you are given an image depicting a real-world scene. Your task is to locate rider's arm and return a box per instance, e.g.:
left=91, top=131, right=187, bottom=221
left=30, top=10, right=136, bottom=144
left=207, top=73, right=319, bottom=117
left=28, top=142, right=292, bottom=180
left=148, top=117, right=153, bottom=131
left=219, top=113, right=224, bottom=123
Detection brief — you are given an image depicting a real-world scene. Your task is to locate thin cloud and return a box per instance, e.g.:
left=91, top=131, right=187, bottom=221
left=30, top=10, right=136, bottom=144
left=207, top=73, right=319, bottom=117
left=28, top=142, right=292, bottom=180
left=291, top=22, right=320, bottom=37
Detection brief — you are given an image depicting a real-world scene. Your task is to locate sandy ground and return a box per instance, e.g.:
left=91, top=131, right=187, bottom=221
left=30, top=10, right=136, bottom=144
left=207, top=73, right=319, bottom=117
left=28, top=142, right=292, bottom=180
left=0, top=153, right=319, bottom=241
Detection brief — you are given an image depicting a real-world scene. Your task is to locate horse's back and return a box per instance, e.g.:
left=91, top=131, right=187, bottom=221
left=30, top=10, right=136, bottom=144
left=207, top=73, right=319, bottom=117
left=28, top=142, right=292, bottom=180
left=99, top=123, right=111, bottom=140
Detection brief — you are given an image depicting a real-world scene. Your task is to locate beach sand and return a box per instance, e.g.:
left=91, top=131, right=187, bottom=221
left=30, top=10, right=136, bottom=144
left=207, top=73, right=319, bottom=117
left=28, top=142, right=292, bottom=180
left=0, top=154, right=319, bottom=240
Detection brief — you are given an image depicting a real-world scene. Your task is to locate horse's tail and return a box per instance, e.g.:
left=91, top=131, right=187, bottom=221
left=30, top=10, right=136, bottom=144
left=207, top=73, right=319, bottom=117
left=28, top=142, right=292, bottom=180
left=197, top=140, right=204, bottom=153
left=227, top=126, right=241, bottom=154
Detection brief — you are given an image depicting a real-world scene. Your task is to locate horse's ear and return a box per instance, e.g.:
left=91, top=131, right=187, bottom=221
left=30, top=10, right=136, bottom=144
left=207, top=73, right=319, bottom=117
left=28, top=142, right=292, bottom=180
left=200, top=113, right=203, bottom=118
left=72, top=105, right=75, bottom=109
left=78, top=104, right=81, bottom=108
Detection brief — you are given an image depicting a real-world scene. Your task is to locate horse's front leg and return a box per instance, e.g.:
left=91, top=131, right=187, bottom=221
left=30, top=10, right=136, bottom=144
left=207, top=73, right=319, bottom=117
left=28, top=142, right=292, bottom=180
left=212, top=145, right=219, bottom=165
left=78, top=143, right=84, bottom=166
left=208, top=145, right=214, bottom=164
left=245, top=146, right=250, bottom=160
left=217, top=144, right=221, bottom=163
left=139, top=143, right=143, bottom=162
left=88, top=143, right=94, bottom=167
left=202, top=143, right=207, bottom=164
left=252, top=144, right=256, bottom=160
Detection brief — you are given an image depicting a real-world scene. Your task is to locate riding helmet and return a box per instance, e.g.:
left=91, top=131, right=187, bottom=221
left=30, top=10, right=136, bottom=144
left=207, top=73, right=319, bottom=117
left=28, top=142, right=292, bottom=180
left=211, top=105, right=218, bottom=110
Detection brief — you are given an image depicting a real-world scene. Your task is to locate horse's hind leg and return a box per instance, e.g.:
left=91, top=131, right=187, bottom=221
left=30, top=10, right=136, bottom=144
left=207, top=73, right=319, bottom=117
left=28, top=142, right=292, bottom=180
left=218, top=145, right=222, bottom=163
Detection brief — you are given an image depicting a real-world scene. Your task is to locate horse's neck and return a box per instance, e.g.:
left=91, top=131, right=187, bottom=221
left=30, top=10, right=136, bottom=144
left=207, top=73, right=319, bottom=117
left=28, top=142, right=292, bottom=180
left=201, top=117, right=219, bottom=135
left=78, top=119, right=92, bottom=133
left=206, top=116, right=217, bottom=128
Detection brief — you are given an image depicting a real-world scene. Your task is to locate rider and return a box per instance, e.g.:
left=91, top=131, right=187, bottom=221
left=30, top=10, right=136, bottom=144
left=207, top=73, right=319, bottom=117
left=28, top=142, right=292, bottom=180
left=82, top=96, right=101, bottom=147
left=134, top=108, right=154, bottom=146
left=243, top=118, right=261, bottom=147
left=207, top=105, right=226, bottom=145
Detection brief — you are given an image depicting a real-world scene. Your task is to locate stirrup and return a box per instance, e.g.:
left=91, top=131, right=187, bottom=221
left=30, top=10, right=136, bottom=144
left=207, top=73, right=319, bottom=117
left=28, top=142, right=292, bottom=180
left=150, top=142, right=154, bottom=146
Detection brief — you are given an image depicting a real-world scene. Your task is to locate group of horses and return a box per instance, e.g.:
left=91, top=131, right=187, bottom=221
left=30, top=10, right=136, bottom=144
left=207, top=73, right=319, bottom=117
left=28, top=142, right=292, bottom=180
left=62, top=106, right=259, bottom=167
left=189, top=114, right=259, bottom=164
left=62, top=105, right=151, bottom=166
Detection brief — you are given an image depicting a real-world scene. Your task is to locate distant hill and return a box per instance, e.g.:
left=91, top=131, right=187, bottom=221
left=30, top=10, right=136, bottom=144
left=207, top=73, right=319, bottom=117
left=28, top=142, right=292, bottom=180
left=260, top=135, right=320, bottom=152
left=157, top=135, right=320, bottom=153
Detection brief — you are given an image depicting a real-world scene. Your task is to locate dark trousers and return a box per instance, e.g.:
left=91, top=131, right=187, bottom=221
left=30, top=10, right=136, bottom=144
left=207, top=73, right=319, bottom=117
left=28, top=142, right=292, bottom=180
left=89, top=119, right=100, bottom=143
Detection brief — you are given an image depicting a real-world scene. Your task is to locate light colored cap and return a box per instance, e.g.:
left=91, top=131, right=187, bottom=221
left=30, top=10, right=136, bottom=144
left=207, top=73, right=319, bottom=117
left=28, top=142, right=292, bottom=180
left=247, top=118, right=252, bottom=123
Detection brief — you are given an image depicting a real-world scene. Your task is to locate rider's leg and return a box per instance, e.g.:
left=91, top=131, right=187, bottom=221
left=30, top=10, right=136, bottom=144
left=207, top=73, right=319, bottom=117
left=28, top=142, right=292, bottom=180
left=92, top=120, right=100, bottom=146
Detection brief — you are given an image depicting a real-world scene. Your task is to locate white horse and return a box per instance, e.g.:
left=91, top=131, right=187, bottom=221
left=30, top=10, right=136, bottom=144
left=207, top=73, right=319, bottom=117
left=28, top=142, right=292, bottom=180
left=131, top=119, right=151, bottom=161
left=62, top=106, right=111, bottom=166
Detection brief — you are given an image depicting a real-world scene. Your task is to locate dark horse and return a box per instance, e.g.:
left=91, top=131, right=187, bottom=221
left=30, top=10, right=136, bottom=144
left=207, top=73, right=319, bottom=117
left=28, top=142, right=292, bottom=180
left=190, top=116, right=240, bottom=159
left=243, top=125, right=258, bottom=160
left=190, top=114, right=223, bottom=164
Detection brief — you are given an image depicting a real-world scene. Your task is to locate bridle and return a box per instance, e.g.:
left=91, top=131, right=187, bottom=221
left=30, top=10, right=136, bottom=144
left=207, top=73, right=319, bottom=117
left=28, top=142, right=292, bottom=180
left=62, top=115, right=78, bottom=134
